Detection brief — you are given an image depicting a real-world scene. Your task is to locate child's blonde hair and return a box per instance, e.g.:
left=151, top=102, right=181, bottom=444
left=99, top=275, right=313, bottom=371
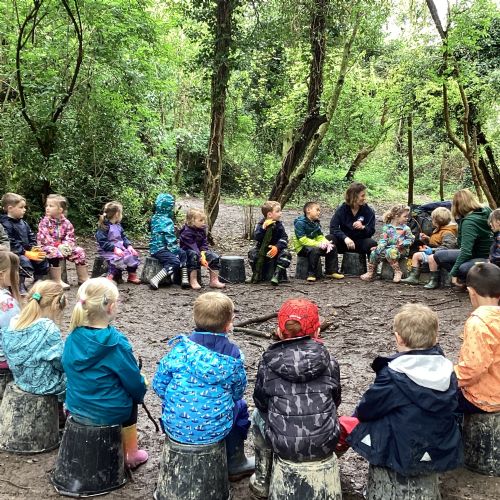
left=98, top=201, right=123, bottom=230
left=46, top=194, right=68, bottom=213
left=383, top=204, right=410, bottom=224
left=0, top=251, right=21, bottom=305
left=431, top=207, right=452, bottom=227
left=69, top=278, right=119, bottom=331
left=1, top=192, right=25, bottom=211
left=452, top=189, right=482, bottom=219
left=261, top=201, right=281, bottom=217
left=393, top=303, right=438, bottom=349
left=193, top=292, right=234, bottom=333
left=14, top=280, right=66, bottom=330
left=488, top=208, right=500, bottom=226
left=186, top=208, right=206, bottom=226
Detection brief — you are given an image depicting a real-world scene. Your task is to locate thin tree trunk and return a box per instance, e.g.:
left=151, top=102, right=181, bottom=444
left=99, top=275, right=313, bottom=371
left=407, top=113, right=414, bottom=205
left=440, top=154, right=445, bottom=201
left=344, top=146, right=374, bottom=182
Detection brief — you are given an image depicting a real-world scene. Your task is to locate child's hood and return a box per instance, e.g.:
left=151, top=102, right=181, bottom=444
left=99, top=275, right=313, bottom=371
left=263, top=337, right=330, bottom=382
left=154, top=194, right=175, bottom=217
left=470, top=305, right=500, bottom=335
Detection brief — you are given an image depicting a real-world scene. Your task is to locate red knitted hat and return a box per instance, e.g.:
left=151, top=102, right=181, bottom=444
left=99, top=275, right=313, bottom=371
left=278, top=299, right=320, bottom=339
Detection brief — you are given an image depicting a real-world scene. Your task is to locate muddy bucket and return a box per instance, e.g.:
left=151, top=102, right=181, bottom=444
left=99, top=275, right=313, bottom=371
left=0, top=381, right=59, bottom=453
left=140, top=256, right=164, bottom=284
left=0, top=368, right=13, bottom=400
left=268, top=453, right=342, bottom=500
left=366, top=465, right=440, bottom=500
left=340, top=252, right=367, bottom=276
left=220, top=256, right=246, bottom=284
left=154, top=435, right=230, bottom=500
left=51, top=416, right=127, bottom=497
left=463, top=412, right=500, bottom=476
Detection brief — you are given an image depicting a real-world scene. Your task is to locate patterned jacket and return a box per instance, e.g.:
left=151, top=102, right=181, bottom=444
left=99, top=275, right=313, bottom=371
left=0, top=288, right=21, bottom=363
left=37, top=215, right=76, bottom=258
left=490, top=231, right=500, bottom=267
left=179, top=225, right=209, bottom=255
left=376, top=224, right=414, bottom=255
left=293, top=215, right=328, bottom=253
left=153, top=334, right=247, bottom=444
left=0, top=214, right=37, bottom=255
left=253, top=218, right=288, bottom=251
left=149, top=194, right=179, bottom=255
left=253, top=336, right=341, bottom=461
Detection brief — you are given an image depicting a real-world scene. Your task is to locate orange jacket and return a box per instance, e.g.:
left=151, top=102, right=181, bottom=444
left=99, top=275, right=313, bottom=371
left=455, top=305, right=500, bottom=412
left=429, top=224, right=457, bottom=248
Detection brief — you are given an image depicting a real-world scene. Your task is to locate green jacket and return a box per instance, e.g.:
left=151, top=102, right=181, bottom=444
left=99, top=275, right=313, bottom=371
left=293, top=215, right=328, bottom=253
left=451, top=206, right=493, bottom=277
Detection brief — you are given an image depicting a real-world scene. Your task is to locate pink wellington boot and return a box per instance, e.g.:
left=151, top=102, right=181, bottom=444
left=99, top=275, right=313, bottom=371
left=209, top=270, right=225, bottom=289
left=122, top=424, right=148, bottom=469
left=360, top=262, right=376, bottom=281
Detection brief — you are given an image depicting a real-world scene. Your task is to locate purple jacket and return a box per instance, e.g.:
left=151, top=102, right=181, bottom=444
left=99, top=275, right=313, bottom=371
left=179, top=225, right=209, bottom=255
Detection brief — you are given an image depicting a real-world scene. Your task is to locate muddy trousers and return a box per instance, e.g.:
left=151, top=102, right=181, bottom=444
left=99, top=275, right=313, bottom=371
left=18, top=254, right=49, bottom=279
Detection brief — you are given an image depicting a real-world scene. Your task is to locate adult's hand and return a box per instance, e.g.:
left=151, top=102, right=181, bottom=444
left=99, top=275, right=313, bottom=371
left=352, top=221, right=364, bottom=230
left=344, top=237, right=355, bottom=250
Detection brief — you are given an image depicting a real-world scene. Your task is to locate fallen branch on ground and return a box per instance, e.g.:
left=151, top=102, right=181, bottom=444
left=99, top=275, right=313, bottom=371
left=233, top=327, right=272, bottom=339
left=234, top=312, right=278, bottom=328
left=0, top=479, right=30, bottom=490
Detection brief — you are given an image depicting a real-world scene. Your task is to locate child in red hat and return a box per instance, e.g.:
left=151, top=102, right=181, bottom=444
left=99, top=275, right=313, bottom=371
left=249, top=298, right=342, bottom=498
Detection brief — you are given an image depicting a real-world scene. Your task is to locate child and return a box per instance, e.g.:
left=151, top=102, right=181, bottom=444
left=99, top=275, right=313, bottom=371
left=455, top=262, right=500, bottom=413
left=250, top=298, right=341, bottom=497
left=1, top=192, right=49, bottom=293
left=95, top=201, right=141, bottom=284
left=293, top=201, right=343, bottom=282
left=0, top=224, right=9, bottom=251
left=2, top=280, right=66, bottom=398
left=347, top=303, right=462, bottom=476
left=37, top=194, right=89, bottom=289
left=402, top=206, right=457, bottom=285
left=149, top=193, right=189, bottom=289
left=248, top=201, right=292, bottom=285
left=488, top=208, right=500, bottom=267
left=153, top=292, right=254, bottom=481
left=62, top=278, right=148, bottom=469
left=360, top=204, right=414, bottom=283
left=0, top=252, right=21, bottom=370
left=179, top=208, right=225, bottom=290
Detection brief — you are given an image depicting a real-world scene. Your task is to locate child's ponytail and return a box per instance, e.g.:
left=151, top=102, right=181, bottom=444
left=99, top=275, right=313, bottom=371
left=383, top=204, right=410, bottom=224
left=98, top=201, right=123, bottom=230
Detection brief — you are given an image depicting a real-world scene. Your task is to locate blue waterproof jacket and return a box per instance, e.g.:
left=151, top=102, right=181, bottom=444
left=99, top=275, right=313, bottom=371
left=149, top=193, right=179, bottom=255
left=62, top=325, right=146, bottom=425
left=153, top=334, right=247, bottom=444
left=0, top=215, right=37, bottom=255
left=347, top=345, right=463, bottom=476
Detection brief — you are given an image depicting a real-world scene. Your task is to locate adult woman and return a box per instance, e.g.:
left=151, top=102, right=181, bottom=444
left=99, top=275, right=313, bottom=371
left=424, top=189, right=492, bottom=289
left=329, top=182, right=377, bottom=256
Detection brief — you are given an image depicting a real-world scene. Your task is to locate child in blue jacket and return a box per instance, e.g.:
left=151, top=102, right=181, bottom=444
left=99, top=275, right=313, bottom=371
left=62, top=278, right=148, bottom=469
left=153, top=292, right=255, bottom=481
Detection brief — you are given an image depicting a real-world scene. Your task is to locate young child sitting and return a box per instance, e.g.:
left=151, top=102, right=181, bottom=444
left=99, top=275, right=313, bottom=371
left=2, top=280, right=66, bottom=399
left=249, top=201, right=291, bottom=285
left=37, top=194, right=89, bottom=290
left=293, top=201, right=343, bottom=282
left=96, top=201, right=141, bottom=284
left=488, top=208, right=500, bottom=268
left=361, top=204, right=414, bottom=283
left=347, top=303, right=462, bottom=476
left=402, top=206, right=457, bottom=286
left=149, top=193, right=189, bottom=290
left=153, top=292, right=254, bottom=481
left=1, top=192, right=48, bottom=294
left=0, top=252, right=21, bottom=370
left=62, top=278, right=148, bottom=468
left=455, top=262, right=500, bottom=413
left=250, top=298, right=341, bottom=497
left=0, top=224, right=9, bottom=250
left=179, top=208, right=225, bottom=290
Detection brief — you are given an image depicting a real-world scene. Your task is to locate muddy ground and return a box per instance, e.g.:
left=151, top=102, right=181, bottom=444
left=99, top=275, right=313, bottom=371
left=1, top=198, right=498, bottom=499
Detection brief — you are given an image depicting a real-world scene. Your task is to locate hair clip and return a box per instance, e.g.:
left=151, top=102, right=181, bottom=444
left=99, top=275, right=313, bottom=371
left=59, top=294, right=67, bottom=308
left=102, top=294, right=109, bottom=306
left=78, top=298, right=86, bottom=306
left=32, top=292, right=42, bottom=302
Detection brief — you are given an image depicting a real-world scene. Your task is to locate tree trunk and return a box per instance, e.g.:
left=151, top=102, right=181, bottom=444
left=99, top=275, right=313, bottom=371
left=407, top=113, right=414, bottom=205
left=440, top=154, right=445, bottom=201
left=344, top=146, right=374, bottom=182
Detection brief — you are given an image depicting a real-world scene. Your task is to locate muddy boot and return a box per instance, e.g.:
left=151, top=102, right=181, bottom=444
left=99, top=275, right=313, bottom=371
left=122, top=424, right=148, bottom=470
left=249, top=426, right=272, bottom=498
left=127, top=271, right=142, bottom=284
left=270, top=266, right=284, bottom=286
left=75, top=264, right=89, bottom=285
left=389, top=260, right=403, bottom=283
left=401, top=266, right=421, bottom=285
left=189, top=269, right=201, bottom=290
left=360, top=262, right=376, bottom=281
left=180, top=267, right=190, bottom=289
left=149, top=267, right=171, bottom=290
left=225, top=428, right=255, bottom=482
left=209, top=269, right=225, bottom=289
left=49, top=266, right=70, bottom=290
left=423, top=271, right=440, bottom=289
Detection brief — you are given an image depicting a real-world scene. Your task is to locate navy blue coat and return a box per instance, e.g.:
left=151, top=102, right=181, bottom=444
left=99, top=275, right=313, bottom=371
left=254, top=218, right=289, bottom=251
left=347, top=345, right=463, bottom=476
left=0, top=215, right=37, bottom=255
left=329, top=203, right=376, bottom=241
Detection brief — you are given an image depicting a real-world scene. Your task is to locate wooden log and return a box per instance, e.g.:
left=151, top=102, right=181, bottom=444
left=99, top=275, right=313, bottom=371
left=234, top=313, right=278, bottom=328
left=233, top=327, right=272, bottom=339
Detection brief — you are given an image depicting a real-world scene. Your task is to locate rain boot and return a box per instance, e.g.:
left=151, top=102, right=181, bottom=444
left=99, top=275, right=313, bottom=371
left=360, top=262, right=376, bottom=281
left=401, top=266, right=421, bottom=285
left=423, top=271, right=440, bottom=289
left=249, top=426, right=272, bottom=498
left=127, top=271, right=141, bottom=284
left=225, top=428, right=255, bottom=482
left=149, top=267, right=172, bottom=290
left=189, top=269, right=201, bottom=290
left=270, top=265, right=284, bottom=286
left=75, top=264, right=89, bottom=285
left=389, top=260, right=403, bottom=283
left=209, top=269, right=225, bottom=289
left=49, top=266, right=70, bottom=290
left=181, top=267, right=190, bottom=289
left=121, top=424, right=148, bottom=469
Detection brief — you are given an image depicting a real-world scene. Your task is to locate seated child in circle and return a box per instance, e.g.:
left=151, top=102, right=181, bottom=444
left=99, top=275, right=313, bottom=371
left=149, top=193, right=189, bottom=290
left=179, top=208, right=225, bottom=290
left=153, top=292, right=254, bottom=480
left=37, top=194, right=89, bottom=290
left=361, top=204, right=414, bottom=283
left=488, top=208, right=500, bottom=267
left=248, top=201, right=292, bottom=285
left=252, top=298, right=341, bottom=462
left=0, top=252, right=22, bottom=370
left=347, top=303, right=462, bottom=476
left=1, top=192, right=49, bottom=294
left=293, top=201, right=344, bottom=282
left=455, top=262, right=500, bottom=413
left=96, top=201, right=141, bottom=284
left=0, top=224, right=9, bottom=250
left=3, top=280, right=66, bottom=399
left=62, top=278, right=148, bottom=469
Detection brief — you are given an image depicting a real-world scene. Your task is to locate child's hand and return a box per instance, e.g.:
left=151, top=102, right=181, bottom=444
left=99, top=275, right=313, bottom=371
left=420, top=233, right=430, bottom=242
left=262, top=219, right=276, bottom=229
left=128, top=246, right=138, bottom=257
left=200, top=251, right=208, bottom=267
left=113, top=247, right=124, bottom=258
left=25, top=249, right=46, bottom=262
left=266, top=245, right=278, bottom=258
left=59, top=243, right=72, bottom=257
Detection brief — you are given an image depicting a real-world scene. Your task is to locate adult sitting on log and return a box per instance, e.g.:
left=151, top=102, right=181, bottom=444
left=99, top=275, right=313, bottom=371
left=329, top=182, right=377, bottom=257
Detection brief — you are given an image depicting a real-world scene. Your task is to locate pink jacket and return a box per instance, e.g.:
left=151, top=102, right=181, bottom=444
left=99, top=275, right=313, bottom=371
left=37, top=215, right=76, bottom=259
